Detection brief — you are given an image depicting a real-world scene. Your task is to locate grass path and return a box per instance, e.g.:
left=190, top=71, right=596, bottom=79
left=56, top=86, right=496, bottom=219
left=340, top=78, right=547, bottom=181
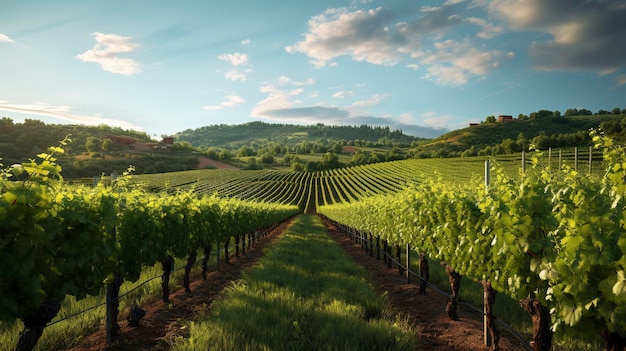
left=170, top=214, right=418, bottom=351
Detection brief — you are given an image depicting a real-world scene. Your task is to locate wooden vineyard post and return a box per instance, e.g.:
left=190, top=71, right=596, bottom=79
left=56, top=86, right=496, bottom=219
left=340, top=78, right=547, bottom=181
left=589, top=146, right=593, bottom=174
left=485, top=160, right=490, bottom=190
left=405, top=244, right=410, bottom=284
left=106, top=276, right=123, bottom=344
left=521, top=151, right=526, bottom=173
left=548, top=148, right=551, bottom=169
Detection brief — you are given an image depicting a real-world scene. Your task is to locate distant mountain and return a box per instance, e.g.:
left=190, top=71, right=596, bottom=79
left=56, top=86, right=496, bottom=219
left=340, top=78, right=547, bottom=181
left=174, top=121, right=424, bottom=148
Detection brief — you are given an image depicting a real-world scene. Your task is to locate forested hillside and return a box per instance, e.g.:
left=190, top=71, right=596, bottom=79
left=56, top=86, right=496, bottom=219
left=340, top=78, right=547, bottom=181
left=411, top=112, right=626, bottom=158
left=175, top=121, right=422, bottom=148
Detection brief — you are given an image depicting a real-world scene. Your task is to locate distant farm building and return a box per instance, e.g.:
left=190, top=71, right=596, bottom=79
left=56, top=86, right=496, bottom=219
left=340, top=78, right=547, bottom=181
left=498, top=115, right=513, bottom=122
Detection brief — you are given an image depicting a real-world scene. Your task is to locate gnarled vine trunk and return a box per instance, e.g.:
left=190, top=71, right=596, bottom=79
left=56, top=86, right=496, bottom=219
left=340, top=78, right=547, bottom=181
left=16, top=298, right=61, bottom=351
left=184, top=250, right=197, bottom=293
left=482, top=281, right=500, bottom=350
left=161, top=255, right=174, bottom=303
left=519, top=297, right=552, bottom=351
left=444, top=264, right=461, bottom=321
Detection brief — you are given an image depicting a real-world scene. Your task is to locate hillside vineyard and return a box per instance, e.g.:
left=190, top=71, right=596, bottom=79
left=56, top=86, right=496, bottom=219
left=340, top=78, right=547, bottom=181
left=1, top=132, right=626, bottom=350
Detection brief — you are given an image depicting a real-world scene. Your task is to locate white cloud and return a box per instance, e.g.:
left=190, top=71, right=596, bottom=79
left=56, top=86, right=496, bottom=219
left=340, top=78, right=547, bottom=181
left=218, top=52, right=249, bottom=66
left=203, top=95, right=246, bottom=111
left=351, top=93, right=390, bottom=107
left=420, top=39, right=510, bottom=86
left=0, top=101, right=142, bottom=129
left=286, top=7, right=417, bottom=67
left=224, top=69, right=251, bottom=81
left=240, top=38, right=250, bottom=45
left=615, top=75, right=626, bottom=87
left=464, top=17, right=502, bottom=39
left=407, top=63, right=419, bottom=70
left=333, top=91, right=353, bottom=98
left=293, top=78, right=315, bottom=86
left=0, top=33, right=15, bottom=43
left=75, top=32, right=142, bottom=75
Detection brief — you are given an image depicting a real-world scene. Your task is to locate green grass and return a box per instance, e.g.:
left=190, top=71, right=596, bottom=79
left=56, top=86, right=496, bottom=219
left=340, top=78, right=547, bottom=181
left=170, top=215, right=418, bottom=351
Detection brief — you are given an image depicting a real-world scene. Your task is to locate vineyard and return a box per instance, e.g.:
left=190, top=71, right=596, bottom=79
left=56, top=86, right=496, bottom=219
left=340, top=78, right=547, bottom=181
left=1, top=136, right=624, bottom=351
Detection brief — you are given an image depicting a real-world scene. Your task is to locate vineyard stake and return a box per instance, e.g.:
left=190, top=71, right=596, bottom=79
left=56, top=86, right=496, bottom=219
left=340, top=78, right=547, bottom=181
left=485, top=160, right=490, bottom=189
left=405, top=244, right=410, bottom=284
left=548, top=148, right=551, bottom=169
left=589, top=146, right=593, bottom=174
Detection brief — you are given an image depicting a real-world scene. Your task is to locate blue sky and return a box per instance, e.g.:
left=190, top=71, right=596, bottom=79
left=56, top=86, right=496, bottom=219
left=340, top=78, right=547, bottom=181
left=1, top=0, right=625, bottom=139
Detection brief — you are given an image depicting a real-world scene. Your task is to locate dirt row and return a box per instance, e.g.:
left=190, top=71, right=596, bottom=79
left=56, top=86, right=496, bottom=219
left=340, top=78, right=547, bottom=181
left=65, top=216, right=528, bottom=351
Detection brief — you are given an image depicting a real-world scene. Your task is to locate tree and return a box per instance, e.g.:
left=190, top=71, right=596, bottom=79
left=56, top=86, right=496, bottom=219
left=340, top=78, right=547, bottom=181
left=564, top=108, right=579, bottom=116
left=484, top=115, right=496, bottom=123
left=237, top=145, right=256, bottom=157
left=612, top=107, right=622, bottom=115
left=101, top=138, right=113, bottom=152
left=596, top=109, right=610, bottom=115
left=260, top=153, right=274, bottom=164
left=501, top=138, right=517, bottom=154
left=85, top=136, right=101, bottom=153
left=245, top=157, right=261, bottom=170
left=321, top=151, right=341, bottom=169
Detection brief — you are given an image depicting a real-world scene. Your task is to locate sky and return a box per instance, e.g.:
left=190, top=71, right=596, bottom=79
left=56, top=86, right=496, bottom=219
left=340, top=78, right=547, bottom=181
left=1, top=0, right=625, bottom=139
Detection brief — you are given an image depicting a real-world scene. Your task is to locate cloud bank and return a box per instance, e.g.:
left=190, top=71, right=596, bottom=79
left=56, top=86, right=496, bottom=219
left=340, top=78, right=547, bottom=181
left=0, top=101, right=142, bottom=130
left=287, top=1, right=626, bottom=85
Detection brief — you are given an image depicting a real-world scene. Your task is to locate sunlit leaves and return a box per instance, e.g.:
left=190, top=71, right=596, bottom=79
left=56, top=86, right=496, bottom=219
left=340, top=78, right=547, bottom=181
left=319, top=131, right=626, bottom=340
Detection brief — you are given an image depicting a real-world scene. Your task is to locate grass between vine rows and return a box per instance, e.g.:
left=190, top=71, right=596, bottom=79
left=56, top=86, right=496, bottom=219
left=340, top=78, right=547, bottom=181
left=169, top=214, right=418, bottom=351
